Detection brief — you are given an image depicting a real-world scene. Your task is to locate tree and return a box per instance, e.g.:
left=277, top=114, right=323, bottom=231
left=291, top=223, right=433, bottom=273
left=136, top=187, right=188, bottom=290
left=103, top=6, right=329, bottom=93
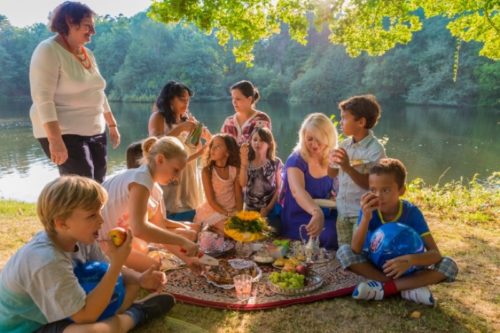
left=149, top=0, right=499, bottom=65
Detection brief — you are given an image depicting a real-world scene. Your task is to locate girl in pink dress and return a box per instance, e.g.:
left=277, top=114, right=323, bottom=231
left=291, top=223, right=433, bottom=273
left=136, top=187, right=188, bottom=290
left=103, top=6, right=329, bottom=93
left=194, top=134, right=243, bottom=252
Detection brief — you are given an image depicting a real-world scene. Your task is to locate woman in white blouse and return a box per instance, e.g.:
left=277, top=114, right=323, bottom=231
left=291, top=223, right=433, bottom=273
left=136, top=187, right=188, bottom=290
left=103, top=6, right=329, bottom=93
left=29, top=1, right=120, bottom=183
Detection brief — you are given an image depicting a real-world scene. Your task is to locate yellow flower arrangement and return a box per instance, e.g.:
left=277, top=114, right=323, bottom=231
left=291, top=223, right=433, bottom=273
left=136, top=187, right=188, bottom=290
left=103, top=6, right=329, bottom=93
left=224, top=210, right=271, bottom=243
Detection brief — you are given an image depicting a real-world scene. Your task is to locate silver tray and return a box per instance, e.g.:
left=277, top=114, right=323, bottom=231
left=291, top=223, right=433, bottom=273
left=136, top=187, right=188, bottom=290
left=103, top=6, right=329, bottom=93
left=268, top=274, right=323, bottom=296
left=204, top=239, right=235, bottom=258
left=202, top=259, right=262, bottom=289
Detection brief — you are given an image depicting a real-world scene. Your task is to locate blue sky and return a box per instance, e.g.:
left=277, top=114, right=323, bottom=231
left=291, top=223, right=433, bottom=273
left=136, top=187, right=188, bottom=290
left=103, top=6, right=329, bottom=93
left=1, top=0, right=152, bottom=27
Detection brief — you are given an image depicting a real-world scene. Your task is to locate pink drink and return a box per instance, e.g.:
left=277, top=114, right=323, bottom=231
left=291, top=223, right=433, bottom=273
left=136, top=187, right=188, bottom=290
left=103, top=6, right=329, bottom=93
left=234, top=274, right=252, bottom=301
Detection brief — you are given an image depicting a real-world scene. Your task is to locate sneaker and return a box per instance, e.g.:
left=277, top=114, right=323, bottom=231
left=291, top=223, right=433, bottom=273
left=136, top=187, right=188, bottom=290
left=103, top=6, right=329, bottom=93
left=130, top=292, right=176, bottom=327
left=401, top=287, right=435, bottom=306
left=352, top=280, right=384, bottom=301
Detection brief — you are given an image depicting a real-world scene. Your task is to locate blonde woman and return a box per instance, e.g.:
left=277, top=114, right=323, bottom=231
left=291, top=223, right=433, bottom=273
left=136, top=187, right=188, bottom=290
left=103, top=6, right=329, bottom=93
left=99, top=136, right=199, bottom=272
left=279, top=113, right=339, bottom=249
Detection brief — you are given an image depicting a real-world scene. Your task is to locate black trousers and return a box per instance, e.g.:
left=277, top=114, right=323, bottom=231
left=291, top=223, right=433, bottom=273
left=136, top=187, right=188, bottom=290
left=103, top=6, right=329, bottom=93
left=38, top=133, right=107, bottom=183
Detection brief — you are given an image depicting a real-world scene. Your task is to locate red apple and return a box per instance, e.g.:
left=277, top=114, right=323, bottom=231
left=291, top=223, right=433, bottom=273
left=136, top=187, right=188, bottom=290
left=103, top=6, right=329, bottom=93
left=108, top=227, right=127, bottom=247
left=295, top=264, right=307, bottom=275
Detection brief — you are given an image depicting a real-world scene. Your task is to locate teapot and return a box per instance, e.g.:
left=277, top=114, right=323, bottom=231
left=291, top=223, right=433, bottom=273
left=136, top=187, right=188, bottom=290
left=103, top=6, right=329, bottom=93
left=299, top=224, right=320, bottom=263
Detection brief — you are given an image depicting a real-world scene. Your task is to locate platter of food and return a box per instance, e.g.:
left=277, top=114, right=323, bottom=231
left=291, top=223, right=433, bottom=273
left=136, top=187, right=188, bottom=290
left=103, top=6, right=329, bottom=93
left=272, top=257, right=303, bottom=270
left=224, top=211, right=271, bottom=243
left=203, top=259, right=262, bottom=289
left=268, top=271, right=323, bottom=296
left=148, top=250, right=185, bottom=271
left=204, top=239, right=235, bottom=258
left=350, top=159, right=370, bottom=167
left=252, top=251, right=274, bottom=264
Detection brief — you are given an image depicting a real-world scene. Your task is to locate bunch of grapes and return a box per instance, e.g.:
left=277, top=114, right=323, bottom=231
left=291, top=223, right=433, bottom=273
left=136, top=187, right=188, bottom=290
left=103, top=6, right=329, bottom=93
left=269, top=271, right=305, bottom=289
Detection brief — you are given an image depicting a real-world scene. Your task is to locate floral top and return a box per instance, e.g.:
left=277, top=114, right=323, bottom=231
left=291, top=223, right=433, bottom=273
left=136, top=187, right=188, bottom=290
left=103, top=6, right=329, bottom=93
left=244, top=159, right=283, bottom=211
left=220, top=111, right=272, bottom=145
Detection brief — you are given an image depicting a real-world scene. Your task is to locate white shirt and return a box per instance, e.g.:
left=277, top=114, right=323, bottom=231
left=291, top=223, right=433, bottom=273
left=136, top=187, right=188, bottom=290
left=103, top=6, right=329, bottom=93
left=100, top=164, right=155, bottom=238
left=0, top=232, right=106, bottom=332
left=29, top=36, right=111, bottom=138
left=336, top=130, right=386, bottom=217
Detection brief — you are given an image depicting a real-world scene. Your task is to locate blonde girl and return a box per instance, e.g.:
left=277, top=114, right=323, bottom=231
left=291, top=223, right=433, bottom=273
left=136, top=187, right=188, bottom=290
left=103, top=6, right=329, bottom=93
left=99, top=136, right=199, bottom=272
left=279, top=113, right=339, bottom=249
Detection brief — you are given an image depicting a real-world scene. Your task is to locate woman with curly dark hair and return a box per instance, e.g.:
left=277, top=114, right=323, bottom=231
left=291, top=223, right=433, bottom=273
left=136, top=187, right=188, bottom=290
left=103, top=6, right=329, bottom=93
left=148, top=81, right=211, bottom=221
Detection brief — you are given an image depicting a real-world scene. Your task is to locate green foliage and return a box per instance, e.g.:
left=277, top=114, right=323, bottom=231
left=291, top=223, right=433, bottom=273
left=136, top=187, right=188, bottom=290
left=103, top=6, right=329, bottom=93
left=475, top=61, right=500, bottom=105
left=150, top=0, right=499, bottom=65
left=0, top=12, right=497, bottom=106
left=405, top=172, right=500, bottom=225
left=149, top=0, right=308, bottom=64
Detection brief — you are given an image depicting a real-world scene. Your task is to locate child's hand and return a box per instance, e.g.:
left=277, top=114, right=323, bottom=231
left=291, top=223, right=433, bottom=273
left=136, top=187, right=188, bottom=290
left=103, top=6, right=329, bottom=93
left=211, top=221, right=226, bottom=236
left=181, top=120, right=197, bottom=133
left=181, top=239, right=199, bottom=257
left=260, top=207, right=270, bottom=217
left=139, top=265, right=167, bottom=292
left=201, top=126, right=212, bottom=142
left=240, top=143, right=250, bottom=166
left=332, top=148, right=350, bottom=169
left=383, top=256, right=412, bottom=279
left=106, top=229, right=133, bottom=266
left=360, top=192, right=379, bottom=221
left=185, top=257, right=203, bottom=275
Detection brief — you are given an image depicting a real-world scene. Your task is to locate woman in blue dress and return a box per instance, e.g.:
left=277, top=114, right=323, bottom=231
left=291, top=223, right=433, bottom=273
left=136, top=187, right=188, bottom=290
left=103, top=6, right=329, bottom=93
left=280, top=113, right=339, bottom=249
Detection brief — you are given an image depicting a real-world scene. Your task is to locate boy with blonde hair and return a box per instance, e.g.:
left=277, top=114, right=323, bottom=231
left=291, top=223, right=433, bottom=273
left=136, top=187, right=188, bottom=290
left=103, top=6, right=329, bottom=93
left=0, top=176, right=173, bottom=333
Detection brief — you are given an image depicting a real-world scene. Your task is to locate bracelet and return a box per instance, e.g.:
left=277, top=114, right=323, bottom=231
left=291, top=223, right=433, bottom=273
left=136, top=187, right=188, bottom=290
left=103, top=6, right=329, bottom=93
left=108, top=124, right=117, bottom=128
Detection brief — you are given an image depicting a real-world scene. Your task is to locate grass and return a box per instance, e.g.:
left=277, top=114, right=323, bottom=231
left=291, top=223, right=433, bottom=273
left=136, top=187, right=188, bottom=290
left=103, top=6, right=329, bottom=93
left=0, top=177, right=499, bottom=333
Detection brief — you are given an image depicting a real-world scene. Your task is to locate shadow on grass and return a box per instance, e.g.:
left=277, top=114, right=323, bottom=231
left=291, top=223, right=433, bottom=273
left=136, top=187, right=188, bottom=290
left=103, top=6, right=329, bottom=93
left=135, top=292, right=495, bottom=333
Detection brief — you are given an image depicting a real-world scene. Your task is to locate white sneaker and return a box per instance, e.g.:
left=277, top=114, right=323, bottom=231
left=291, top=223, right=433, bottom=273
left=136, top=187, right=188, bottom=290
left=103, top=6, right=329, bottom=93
left=352, top=280, right=384, bottom=301
left=401, top=287, right=435, bottom=306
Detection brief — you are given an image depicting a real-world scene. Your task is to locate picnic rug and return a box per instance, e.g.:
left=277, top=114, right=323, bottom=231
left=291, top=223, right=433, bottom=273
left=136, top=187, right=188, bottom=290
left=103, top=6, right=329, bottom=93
left=162, top=258, right=364, bottom=310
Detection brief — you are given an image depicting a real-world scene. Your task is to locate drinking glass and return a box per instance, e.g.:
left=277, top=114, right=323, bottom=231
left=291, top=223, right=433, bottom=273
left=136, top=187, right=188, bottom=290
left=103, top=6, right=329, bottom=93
left=235, top=242, right=253, bottom=258
left=233, top=274, right=252, bottom=301
left=328, top=148, right=340, bottom=169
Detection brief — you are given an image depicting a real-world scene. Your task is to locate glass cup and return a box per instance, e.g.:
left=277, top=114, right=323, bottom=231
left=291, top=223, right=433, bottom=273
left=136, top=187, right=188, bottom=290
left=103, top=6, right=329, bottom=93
left=328, top=148, right=340, bottom=169
left=233, top=274, right=252, bottom=301
left=235, top=242, right=253, bottom=258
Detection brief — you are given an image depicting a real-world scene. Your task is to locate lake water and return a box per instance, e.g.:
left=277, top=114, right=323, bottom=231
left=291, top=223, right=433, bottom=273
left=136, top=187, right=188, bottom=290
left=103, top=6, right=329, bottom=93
left=0, top=98, right=498, bottom=202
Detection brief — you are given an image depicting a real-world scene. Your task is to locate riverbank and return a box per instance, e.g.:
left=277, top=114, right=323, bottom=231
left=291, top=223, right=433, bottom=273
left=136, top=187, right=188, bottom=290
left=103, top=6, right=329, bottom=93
left=0, top=178, right=498, bottom=332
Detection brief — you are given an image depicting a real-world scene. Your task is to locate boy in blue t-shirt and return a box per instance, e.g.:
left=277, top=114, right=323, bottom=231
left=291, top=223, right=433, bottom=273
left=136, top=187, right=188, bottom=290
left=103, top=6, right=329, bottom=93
left=0, top=176, right=174, bottom=333
left=336, top=158, right=458, bottom=305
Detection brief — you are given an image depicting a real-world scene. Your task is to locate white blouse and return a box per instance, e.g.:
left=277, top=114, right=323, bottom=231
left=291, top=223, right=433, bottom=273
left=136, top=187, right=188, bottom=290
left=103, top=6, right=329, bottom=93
left=29, top=36, right=111, bottom=138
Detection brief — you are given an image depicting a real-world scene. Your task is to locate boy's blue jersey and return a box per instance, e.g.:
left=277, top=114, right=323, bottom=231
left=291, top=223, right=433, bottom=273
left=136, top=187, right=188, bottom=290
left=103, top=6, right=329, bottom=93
left=358, top=200, right=431, bottom=251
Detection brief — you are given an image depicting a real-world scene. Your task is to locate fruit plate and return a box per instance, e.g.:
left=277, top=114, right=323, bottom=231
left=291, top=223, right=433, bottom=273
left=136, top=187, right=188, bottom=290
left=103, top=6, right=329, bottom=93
left=268, top=274, right=323, bottom=296
left=202, top=259, right=262, bottom=290
left=204, top=239, right=235, bottom=258
left=148, top=250, right=185, bottom=271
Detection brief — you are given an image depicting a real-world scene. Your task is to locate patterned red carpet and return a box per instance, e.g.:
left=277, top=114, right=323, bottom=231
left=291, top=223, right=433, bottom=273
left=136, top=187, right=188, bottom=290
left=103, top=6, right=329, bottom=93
left=163, top=259, right=364, bottom=310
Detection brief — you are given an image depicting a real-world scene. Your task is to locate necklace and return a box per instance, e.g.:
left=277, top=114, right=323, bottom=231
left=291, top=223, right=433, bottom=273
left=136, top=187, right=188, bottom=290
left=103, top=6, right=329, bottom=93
left=214, top=164, right=227, bottom=169
left=60, top=34, right=92, bottom=70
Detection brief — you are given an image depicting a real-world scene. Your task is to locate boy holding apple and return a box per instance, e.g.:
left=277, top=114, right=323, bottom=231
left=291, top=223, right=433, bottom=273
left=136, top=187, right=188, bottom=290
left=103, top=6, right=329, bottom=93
left=336, top=158, right=458, bottom=305
left=0, top=176, right=173, bottom=333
